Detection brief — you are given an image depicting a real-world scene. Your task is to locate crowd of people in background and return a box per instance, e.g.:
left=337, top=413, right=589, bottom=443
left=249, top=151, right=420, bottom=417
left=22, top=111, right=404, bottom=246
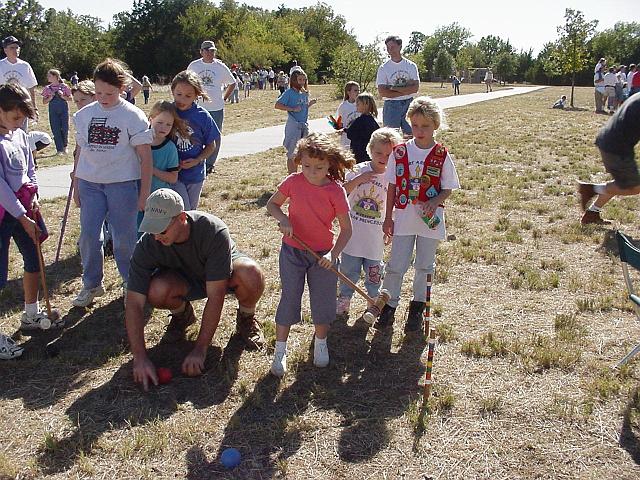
left=593, top=57, right=638, bottom=115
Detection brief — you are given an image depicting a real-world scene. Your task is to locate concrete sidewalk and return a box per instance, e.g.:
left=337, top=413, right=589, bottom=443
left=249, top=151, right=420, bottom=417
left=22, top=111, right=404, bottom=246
left=37, top=86, right=545, bottom=200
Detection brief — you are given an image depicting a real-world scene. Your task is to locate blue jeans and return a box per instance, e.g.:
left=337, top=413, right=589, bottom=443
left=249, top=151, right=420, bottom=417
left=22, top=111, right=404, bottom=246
left=78, top=179, right=139, bottom=287
left=48, top=96, right=69, bottom=152
left=383, top=98, right=413, bottom=135
left=338, top=253, right=384, bottom=299
left=206, top=109, right=224, bottom=170
left=0, top=213, right=40, bottom=288
left=231, top=88, right=239, bottom=104
left=173, top=181, right=203, bottom=210
left=382, top=235, right=438, bottom=307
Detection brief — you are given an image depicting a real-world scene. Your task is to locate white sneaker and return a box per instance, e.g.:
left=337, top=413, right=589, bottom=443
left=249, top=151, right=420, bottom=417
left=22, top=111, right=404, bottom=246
left=336, top=296, right=351, bottom=315
left=72, top=285, right=105, bottom=307
left=271, top=351, right=287, bottom=377
left=20, top=310, right=52, bottom=330
left=313, top=338, right=329, bottom=368
left=0, top=334, right=23, bottom=360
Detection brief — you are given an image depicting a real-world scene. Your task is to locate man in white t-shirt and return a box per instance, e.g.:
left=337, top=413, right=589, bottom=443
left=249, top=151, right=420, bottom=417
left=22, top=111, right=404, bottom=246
left=484, top=68, right=494, bottom=92
left=376, top=36, right=420, bottom=136
left=187, top=40, right=235, bottom=174
left=0, top=36, right=38, bottom=127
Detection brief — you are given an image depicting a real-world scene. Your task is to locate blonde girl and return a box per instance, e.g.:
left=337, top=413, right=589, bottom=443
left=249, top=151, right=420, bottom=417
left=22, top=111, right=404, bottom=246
left=343, top=92, right=380, bottom=163
left=275, top=68, right=317, bottom=173
left=170, top=70, right=220, bottom=210
left=266, top=133, right=354, bottom=376
left=336, top=81, right=360, bottom=147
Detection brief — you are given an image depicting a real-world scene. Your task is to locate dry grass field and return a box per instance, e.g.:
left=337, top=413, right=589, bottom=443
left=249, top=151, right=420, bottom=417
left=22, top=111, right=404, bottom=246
left=1, top=85, right=640, bottom=479
left=33, top=81, right=509, bottom=169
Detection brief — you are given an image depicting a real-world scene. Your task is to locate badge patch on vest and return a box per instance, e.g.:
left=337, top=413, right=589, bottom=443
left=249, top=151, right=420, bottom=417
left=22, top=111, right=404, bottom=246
left=426, top=186, right=438, bottom=198
left=394, top=145, right=407, bottom=159
left=426, top=166, right=441, bottom=177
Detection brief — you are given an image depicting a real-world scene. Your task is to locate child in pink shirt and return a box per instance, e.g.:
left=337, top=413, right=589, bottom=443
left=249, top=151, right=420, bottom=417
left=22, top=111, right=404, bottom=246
left=266, top=133, right=353, bottom=376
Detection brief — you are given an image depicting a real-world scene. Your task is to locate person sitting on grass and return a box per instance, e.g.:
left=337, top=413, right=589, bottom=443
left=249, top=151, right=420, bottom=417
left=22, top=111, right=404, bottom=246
left=552, top=95, right=567, bottom=109
left=125, top=188, right=266, bottom=391
left=577, top=93, right=640, bottom=225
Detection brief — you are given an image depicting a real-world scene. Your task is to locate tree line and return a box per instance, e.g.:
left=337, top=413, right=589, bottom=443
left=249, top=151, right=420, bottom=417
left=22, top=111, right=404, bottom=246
left=1, top=0, right=638, bottom=90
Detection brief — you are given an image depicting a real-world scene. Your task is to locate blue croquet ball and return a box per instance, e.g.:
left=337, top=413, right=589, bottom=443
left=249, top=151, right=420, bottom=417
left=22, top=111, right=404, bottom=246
left=220, top=447, right=241, bottom=469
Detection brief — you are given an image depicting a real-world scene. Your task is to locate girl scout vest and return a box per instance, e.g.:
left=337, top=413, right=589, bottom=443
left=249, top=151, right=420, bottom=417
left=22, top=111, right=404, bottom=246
left=393, top=142, right=447, bottom=229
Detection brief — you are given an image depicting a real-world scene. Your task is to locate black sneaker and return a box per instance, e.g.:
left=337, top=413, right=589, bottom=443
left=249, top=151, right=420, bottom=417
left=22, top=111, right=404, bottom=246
left=206, top=164, right=216, bottom=175
left=404, top=300, right=426, bottom=333
left=166, top=302, right=196, bottom=339
left=374, top=304, right=396, bottom=329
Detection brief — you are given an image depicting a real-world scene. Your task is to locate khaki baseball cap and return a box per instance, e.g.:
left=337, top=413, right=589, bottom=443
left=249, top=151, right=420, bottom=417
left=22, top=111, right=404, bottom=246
left=139, top=189, right=184, bottom=234
left=201, top=40, right=217, bottom=51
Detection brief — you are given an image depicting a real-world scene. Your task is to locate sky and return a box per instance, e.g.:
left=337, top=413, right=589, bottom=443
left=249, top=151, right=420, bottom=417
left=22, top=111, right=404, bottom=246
left=38, top=0, right=640, bottom=55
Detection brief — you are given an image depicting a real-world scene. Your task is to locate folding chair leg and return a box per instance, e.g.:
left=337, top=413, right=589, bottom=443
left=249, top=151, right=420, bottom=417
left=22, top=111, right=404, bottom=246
left=615, top=343, right=640, bottom=368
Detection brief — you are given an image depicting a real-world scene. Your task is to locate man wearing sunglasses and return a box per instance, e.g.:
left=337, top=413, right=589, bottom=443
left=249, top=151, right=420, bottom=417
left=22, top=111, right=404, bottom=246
left=125, top=189, right=265, bottom=390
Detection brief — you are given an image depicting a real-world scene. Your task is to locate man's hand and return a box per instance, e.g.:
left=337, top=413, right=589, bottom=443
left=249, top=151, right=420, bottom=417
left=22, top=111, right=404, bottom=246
left=133, top=356, right=158, bottom=391
left=19, top=214, right=39, bottom=244
left=182, top=346, right=207, bottom=376
left=318, top=252, right=336, bottom=270
left=419, top=198, right=439, bottom=219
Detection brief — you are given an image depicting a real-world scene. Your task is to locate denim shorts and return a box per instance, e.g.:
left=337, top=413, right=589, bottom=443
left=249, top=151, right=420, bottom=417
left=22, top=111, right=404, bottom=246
left=382, top=98, right=413, bottom=135
left=0, top=213, right=40, bottom=288
left=283, top=117, right=308, bottom=159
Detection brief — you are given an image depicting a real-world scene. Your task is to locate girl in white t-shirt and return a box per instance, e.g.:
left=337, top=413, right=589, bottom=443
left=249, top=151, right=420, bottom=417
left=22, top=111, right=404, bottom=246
left=72, top=58, right=153, bottom=307
left=336, top=81, right=360, bottom=147
left=337, top=128, right=402, bottom=317
left=377, top=96, right=460, bottom=333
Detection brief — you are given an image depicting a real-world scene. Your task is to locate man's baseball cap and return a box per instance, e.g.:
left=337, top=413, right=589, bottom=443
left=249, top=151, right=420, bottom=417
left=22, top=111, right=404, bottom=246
left=2, top=36, right=21, bottom=48
left=139, top=189, right=184, bottom=234
left=201, top=40, right=217, bottom=51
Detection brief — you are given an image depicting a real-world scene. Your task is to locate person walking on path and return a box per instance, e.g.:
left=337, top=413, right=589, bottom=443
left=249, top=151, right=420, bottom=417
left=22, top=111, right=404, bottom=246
left=484, top=68, right=494, bottom=93
left=376, top=35, right=419, bottom=136
left=187, top=40, right=235, bottom=175
left=141, top=75, right=152, bottom=104
left=126, top=188, right=266, bottom=390
left=0, top=36, right=38, bottom=128
left=577, top=93, right=640, bottom=225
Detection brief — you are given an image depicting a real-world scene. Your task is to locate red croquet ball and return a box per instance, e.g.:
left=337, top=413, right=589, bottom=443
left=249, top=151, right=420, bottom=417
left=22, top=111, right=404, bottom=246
left=156, top=367, right=173, bottom=384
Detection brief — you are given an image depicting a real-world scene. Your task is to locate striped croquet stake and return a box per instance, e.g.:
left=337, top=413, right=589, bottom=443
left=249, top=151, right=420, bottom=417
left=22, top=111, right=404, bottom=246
left=423, top=273, right=435, bottom=406
left=424, top=273, right=432, bottom=334
left=423, top=328, right=437, bottom=405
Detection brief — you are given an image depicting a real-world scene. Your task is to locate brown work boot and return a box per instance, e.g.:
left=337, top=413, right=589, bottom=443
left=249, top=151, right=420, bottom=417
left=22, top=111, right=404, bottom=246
left=236, top=310, right=265, bottom=350
left=577, top=182, right=596, bottom=211
left=581, top=210, right=612, bottom=225
left=166, top=301, right=196, bottom=336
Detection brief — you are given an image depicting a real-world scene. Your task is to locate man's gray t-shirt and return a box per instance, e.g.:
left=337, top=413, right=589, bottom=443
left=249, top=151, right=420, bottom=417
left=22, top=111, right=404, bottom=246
left=128, top=211, right=237, bottom=295
left=596, top=93, right=640, bottom=157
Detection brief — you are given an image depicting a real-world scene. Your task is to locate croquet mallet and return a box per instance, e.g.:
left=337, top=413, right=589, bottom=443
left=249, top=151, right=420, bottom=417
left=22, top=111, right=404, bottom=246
left=55, top=179, right=74, bottom=263
left=32, top=217, right=61, bottom=329
left=290, top=233, right=389, bottom=324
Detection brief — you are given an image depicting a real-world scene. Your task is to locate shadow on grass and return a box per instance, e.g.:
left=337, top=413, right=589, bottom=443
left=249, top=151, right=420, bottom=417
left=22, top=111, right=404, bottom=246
left=620, top=385, right=640, bottom=465
left=35, top=324, right=247, bottom=475
left=0, top=252, right=82, bottom=312
left=187, top=315, right=425, bottom=478
left=0, top=298, right=126, bottom=410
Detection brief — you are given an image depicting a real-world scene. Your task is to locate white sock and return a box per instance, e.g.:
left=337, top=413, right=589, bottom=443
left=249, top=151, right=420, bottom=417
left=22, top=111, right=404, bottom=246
left=588, top=205, right=601, bottom=213
left=315, top=336, right=327, bottom=346
left=275, top=340, right=287, bottom=353
left=594, top=184, right=607, bottom=194
left=25, top=302, right=39, bottom=316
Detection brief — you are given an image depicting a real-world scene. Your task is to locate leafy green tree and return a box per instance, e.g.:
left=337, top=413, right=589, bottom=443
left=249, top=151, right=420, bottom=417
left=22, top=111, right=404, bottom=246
left=514, top=49, right=534, bottom=83
left=330, top=40, right=381, bottom=98
left=456, top=44, right=485, bottom=77
left=421, top=23, right=471, bottom=79
left=494, top=52, right=516, bottom=84
left=591, top=22, right=640, bottom=67
left=40, top=9, right=110, bottom=79
left=547, top=8, right=598, bottom=107
left=433, top=49, right=455, bottom=87
left=477, top=35, right=514, bottom=66
left=404, top=31, right=426, bottom=55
